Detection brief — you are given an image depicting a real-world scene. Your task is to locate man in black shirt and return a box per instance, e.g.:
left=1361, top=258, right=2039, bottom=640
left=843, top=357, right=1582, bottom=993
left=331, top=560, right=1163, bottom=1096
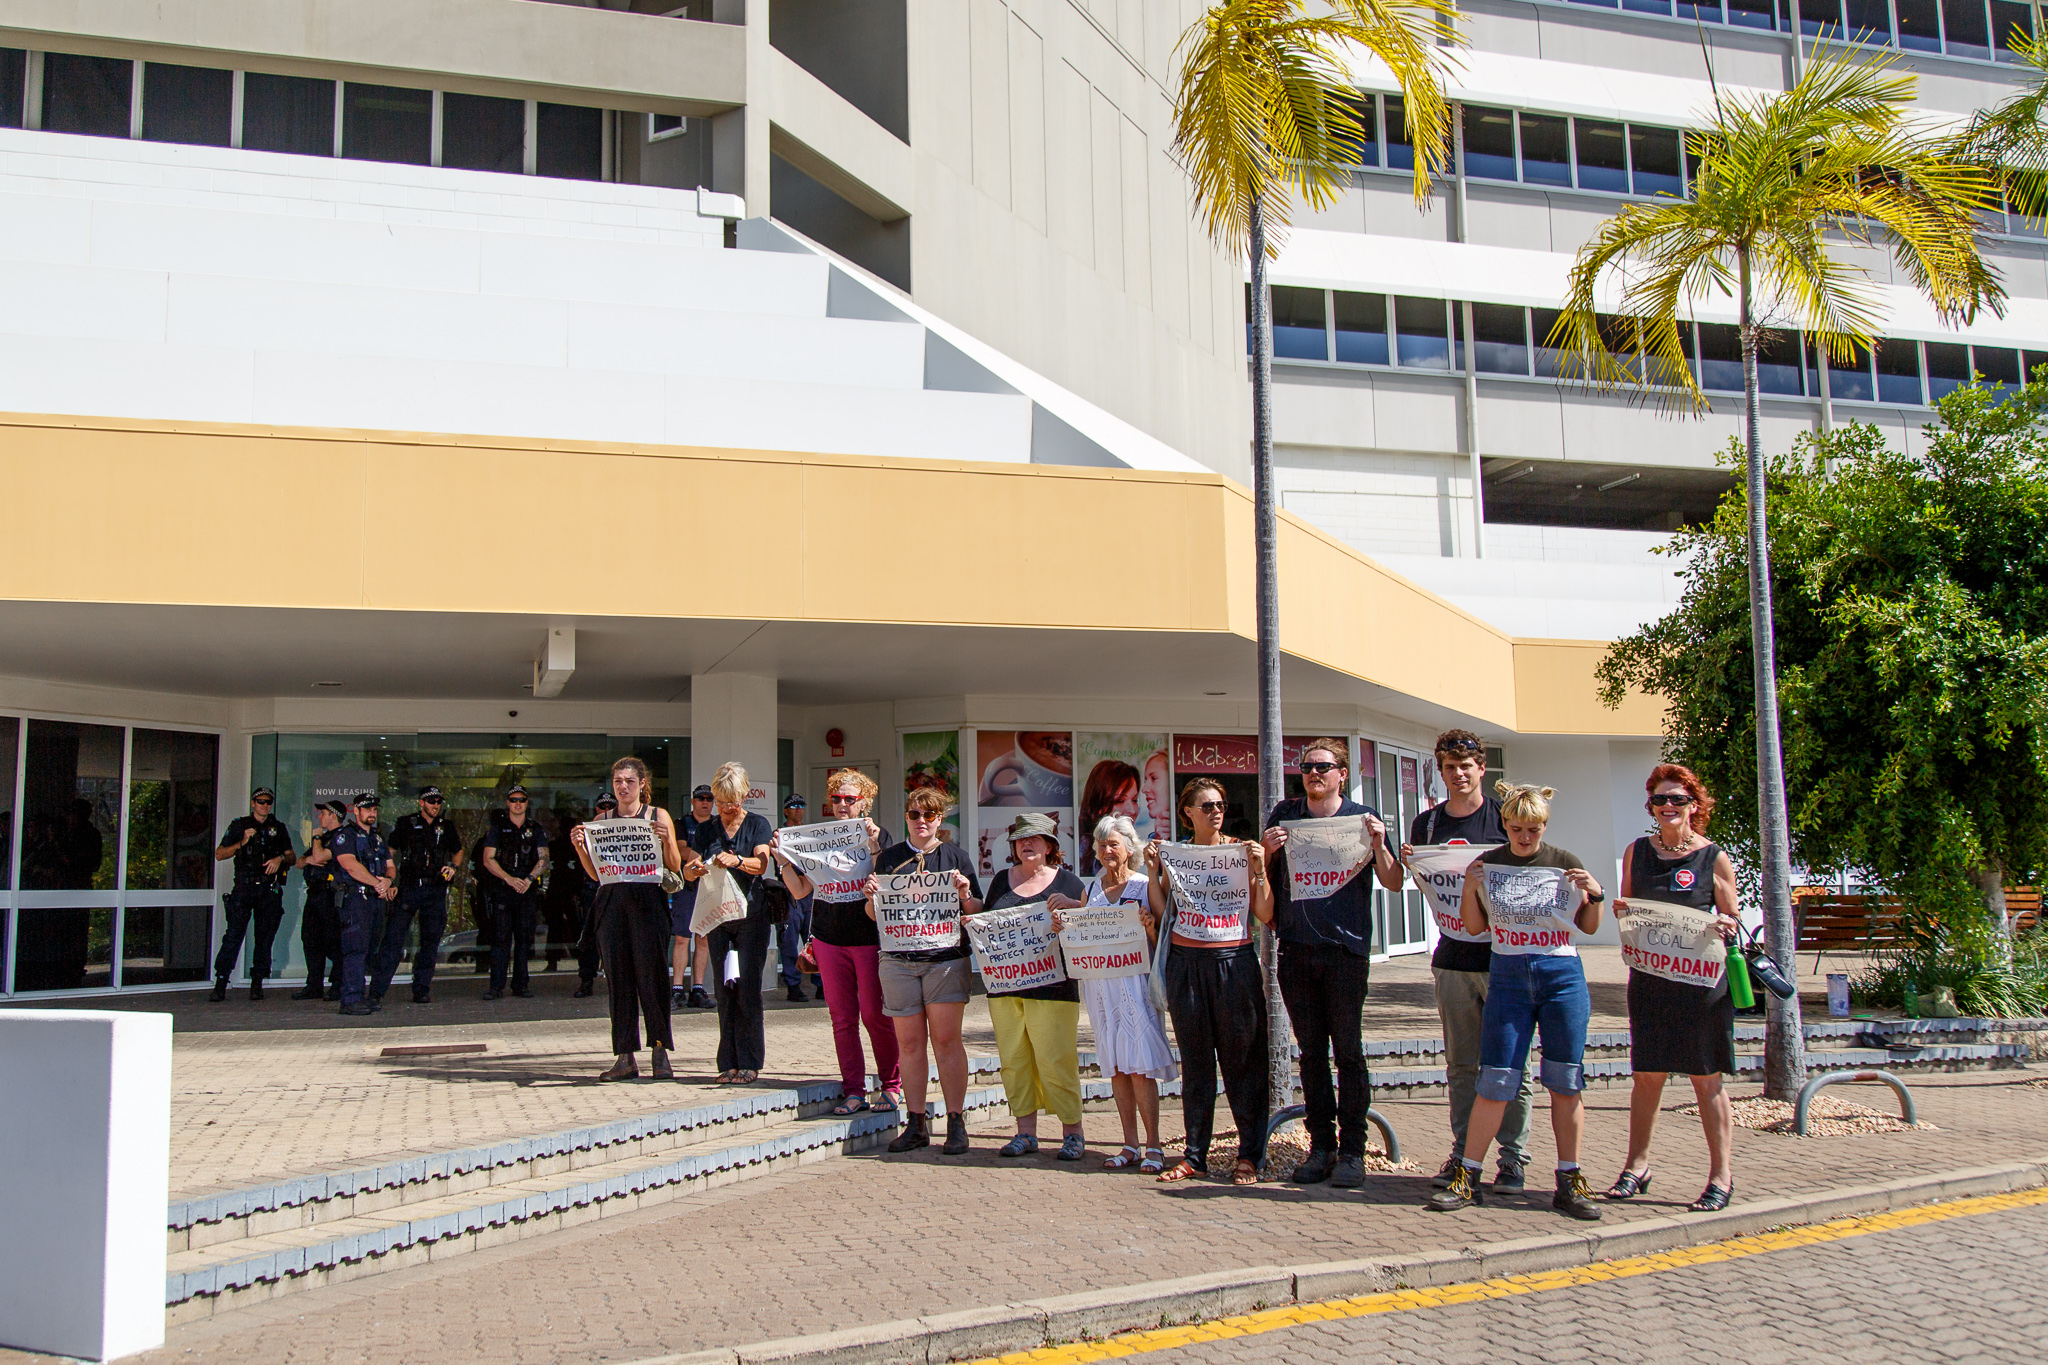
left=292, top=800, right=349, bottom=1001
left=1261, top=739, right=1401, bottom=1187
left=379, top=785, right=464, bottom=1005
left=211, top=787, right=298, bottom=1002
left=1400, top=728, right=1533, bottom=1193
left=676, top=783, right=717, bottom=1009
left=482, top=784, right=550, bottom=1000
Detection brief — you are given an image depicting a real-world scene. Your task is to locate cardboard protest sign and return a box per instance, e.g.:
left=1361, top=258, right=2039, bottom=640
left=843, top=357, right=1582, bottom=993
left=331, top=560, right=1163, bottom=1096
left=1057, top=903, right=1150, bottom=979
left=1404, top=843, right=1502, bottom=943
left=582, top=819, right=663, bottom=886
left=1280, top=816, right=1374, bottom=902
left=1616, top=896, right=1727, bottom=987
left=963, top=903, right=1066, bottom=993
left=874, top=872, right=961, bottom=953
left=1156, top=842, right=1251, bottom=942
left=1477, top=863, right=1583, bottom=955
left=774, top=818, right=873, bottom=903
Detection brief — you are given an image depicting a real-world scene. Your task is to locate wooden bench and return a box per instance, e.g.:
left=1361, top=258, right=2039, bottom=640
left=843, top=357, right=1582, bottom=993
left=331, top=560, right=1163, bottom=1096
left=1794, top=885, right=2039, bottom=960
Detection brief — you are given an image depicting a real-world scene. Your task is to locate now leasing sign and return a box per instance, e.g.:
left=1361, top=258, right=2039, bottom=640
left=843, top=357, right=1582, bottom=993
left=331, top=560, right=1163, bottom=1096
left=1616, top=897, right=1726, bottom=987
left=582, top=819, right=663, bottom=886
left=774, top=818, right=874, bottom=904
left=873, top=872, right=961, bottom=953
left=1156, top=842, right=1251, bottom=942
left=964, top=903, right=1065, bottom=993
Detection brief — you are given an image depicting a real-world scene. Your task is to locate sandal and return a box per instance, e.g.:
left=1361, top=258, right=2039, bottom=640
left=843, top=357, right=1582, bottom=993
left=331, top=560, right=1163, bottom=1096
left=1688, top=1183, right=1733, bottom=1213
left=869, top=1091, right=900, bottom=1116
left=1139, top=1147, right=1166, bottom=1175
left=830, top=1095, right=870, bottom=1117
left=1606, top=1169, right=1653, bottom=1201
left=998, top=1134, right=1038, bottom=1158
left=713, top=1069, right=739, bottom=1084
left=1231, top=1158, right=1260, bottom=1186
left=1103, top=1145, right=1142, bottom=1171
left=735, top=1069, right=758, bottom=1084
left=1156, top=1157, right=1204, bottom=1184
left=1056, top=1134, right=1086, bottom=1162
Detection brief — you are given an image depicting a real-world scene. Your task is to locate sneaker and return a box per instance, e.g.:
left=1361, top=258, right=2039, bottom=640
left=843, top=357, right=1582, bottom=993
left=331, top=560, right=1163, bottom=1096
left=1494, top=1157, right=1527, bottom=1194
left=670, top=987, right=689, bottom=1011
left=942, top=1112, right=970, bottom=1156
left=339, top=1002, right=374, bottom=1017
left=1292, top=1149, right=1336, bottom=1184
left=1330, top=1154, right=1366, bottom=1188
left=1426, top=1162, right=1484, bottom=1212
left=688, top=985, right=714, bottom=1010
left=1553, top=1169, right=1604, bottom=1221
left=1431, top=1149, right=1464, bottom=1190
left=887, top=1114, right=931, bottom=1153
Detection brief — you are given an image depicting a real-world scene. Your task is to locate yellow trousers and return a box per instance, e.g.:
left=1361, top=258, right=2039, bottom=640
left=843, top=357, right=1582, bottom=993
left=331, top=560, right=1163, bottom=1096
left=987, top=996, right=1083, bottom=1124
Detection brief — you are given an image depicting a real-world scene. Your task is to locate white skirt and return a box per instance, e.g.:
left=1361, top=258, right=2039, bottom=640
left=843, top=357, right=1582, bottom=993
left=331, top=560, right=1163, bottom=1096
left=1080, top=974, right=1180, bottom=1082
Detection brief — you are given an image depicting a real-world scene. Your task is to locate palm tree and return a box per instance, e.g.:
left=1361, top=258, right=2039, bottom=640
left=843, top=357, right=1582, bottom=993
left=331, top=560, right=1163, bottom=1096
left=1554, top=50, right=2004, bottom=1100
left=1955, top=33, right=2048, bottom=226
left=1171, top=0, right=1457, bottom=1128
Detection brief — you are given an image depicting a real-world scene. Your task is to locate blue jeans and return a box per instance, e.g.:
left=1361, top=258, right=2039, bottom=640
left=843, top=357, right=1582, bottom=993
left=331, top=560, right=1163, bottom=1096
left=1479, top=952, right=1591, bottom=1100
left=778, top=898, right=813, bottom=987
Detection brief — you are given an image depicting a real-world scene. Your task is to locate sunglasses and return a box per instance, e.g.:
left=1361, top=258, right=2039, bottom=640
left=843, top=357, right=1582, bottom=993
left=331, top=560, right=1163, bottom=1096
left=422, top=798, right=444, bottom=806
left=906, top=811, right=939, bottom=821
left=1299, top=761, right=1343, bottom=775
left=252, top=798, right=273, bottom=805
left=506, top=797, right=527, bottom=805
left=1192, top=800, right=1228, bottom=814
left=1648, top=793, right=1694, bottom=807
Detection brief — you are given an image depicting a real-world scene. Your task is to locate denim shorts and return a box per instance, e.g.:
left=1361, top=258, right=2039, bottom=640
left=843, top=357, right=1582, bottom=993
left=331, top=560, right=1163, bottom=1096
left=1478, top=952, right=1591, bottom=1099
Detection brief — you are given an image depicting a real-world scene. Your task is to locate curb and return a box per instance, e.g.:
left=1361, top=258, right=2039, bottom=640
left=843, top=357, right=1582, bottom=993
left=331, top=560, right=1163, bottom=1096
left=624, top=1155, right=2048, bottom=1365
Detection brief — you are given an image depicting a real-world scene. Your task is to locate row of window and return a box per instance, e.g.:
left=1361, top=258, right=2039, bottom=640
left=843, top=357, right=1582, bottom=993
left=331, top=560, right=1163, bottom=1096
left=1561, top=0, right=2033, bottom=64
left=0, top=48, right=609, bottom=180
left=1461, top=105, right=1687, bottom=199
left=1257, top=285, right=2048, bottom=406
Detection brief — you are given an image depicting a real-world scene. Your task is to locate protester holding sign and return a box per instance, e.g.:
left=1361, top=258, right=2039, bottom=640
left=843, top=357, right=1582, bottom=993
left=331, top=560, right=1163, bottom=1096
left=970, top=813, right=1088, bottom=1161
left=865, top=787, right=981, bottom=1155
left=570, top=757, right=684, bottom=1081
left=1260, top=739, right=1400, bottom=1188
left=1400, top=729, right=1533, bottom=1197
left=685, top=763, right=776, bottom=1084
left=1048, top=815, right=1174, bottom=1173
left=1145, top=778, right=1274, bottom=1187
left=774, top=768, right=896, bottom=1114
left=1428, top=782, right=1606, bottom=1221
left=1607, top=764, right=1743, bottom=1213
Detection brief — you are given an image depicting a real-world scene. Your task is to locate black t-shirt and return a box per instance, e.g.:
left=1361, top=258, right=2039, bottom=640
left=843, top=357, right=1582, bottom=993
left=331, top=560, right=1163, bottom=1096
left=874, top=839, right=982, bottom=961
left=388, top=813, right=464, bottom=888
left=1412, top=798, right=1508, bottom=973
left=692, top=811, right=775, bottom=908
left=1265, top=796, right=1382, bottom=958
left=973, top=866, right=1084, bottom=1002
left=220, top=815, right=296, bottom=890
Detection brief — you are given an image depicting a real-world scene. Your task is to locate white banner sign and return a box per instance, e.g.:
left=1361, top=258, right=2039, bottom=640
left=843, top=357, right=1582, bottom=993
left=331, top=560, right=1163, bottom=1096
left=582, top=819, right=663, bottom=886
left=964, top=903, right=1066, bottom=993
left=1057, top=903, right=1150, bottom=979
left=1616, top=896, right=1726, bottom=987
left=1157, top=842, right=1251, bottom=942
left=1280, top=816, right=1374, bottom=903
left=775, top=818, right=874, bottom=904
left=874, top=872, right=961, bottom=953
left=1478, top=863, right=1583, bottom=956
left=1404, top=843, right=1502, bottom=943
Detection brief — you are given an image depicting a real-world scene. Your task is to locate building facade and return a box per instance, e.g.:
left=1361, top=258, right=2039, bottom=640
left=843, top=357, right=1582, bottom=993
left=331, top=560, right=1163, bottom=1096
left=4, top=1, right=2021, bottom=997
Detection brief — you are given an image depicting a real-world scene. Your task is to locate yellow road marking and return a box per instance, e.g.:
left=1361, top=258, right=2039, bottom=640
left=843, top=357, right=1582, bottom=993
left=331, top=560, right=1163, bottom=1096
left=970, top=1186, right=2048, bottom=1365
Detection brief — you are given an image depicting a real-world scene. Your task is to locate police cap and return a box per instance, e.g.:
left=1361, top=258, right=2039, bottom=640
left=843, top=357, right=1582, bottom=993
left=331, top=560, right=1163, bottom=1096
left=251, top=787, right=276, bottom=801
left=319, top=799, right=349, bottom=819
left=505, top=784, right=530, bottom=799
left=595, top=795, right=618, bottom=812
left=417, top=785, right=444, bottom=801
left=691, top=784, right=714, bottom=800
left=351, top=792, right=381, bottom=809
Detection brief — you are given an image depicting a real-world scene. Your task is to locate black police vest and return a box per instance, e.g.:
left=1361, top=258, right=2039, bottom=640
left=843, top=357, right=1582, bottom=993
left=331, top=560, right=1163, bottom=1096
left=302, top=829, right=338, bottom=889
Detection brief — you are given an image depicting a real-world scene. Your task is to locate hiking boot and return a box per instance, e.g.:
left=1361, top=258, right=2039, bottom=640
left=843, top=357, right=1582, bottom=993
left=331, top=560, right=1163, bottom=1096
left=1426, top=1162, right=1484, bottom=1212
left=1431, top=1148, right=1463, bottom=1189
left=888, top=1113, right=931, bottom=1153
left=1553, top=1169, right=1604, bottom=1221
left=1330, top=1154, right=1366, bottom=1188
left=941, top=1112, right=971, bottom=1156
left=1292, top=1149, right=1335, bottom=1184
left=1494, top=1157, right=1528, bottom=1194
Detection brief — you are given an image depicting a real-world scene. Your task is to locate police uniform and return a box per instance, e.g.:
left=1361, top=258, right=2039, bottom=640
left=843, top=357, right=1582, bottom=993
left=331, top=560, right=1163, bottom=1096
left=483, top=801, right=550, bottom=997
left=330, top=799, right=393, bottom=1013
left=213, top=792, right=298, bottom=993
left=379, top=788, right=464, bottom=1004
left=295, top=801, right=348, bottom=999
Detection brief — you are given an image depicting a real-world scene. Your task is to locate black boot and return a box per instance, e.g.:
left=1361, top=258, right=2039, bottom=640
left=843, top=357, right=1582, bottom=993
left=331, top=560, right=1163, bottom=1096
left=209, top=975, right=228, bottom=1003
left=248, top=979, right=265, bottom=1002
left=942, top=1112, right=970, bottom=1156
left=887, top=1112, right=931, bottom=1153
left=291, top=981, right=323, bottom=1000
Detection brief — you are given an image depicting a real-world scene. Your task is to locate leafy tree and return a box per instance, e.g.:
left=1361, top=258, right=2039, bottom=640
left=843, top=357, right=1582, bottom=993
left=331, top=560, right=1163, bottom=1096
left=1599, top=385, right=2048, bottom=992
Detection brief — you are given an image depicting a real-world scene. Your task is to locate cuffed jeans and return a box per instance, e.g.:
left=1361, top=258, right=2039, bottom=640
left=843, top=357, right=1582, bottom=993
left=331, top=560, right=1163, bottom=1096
left=1277, top=942, right=1373, bottom=1156
left=1433, top=966, right=1534, bottom=1164
left=1163, top=941, right=1270, bottom=1170
left=1479, top=952, right=1591, bottom=1100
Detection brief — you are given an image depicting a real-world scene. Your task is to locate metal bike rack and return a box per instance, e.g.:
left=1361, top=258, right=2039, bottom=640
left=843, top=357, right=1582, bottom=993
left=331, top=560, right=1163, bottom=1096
left=1266, top=1103, right=1401, bottom=1164
left=1792, top=1069, right=1917, bottom=1135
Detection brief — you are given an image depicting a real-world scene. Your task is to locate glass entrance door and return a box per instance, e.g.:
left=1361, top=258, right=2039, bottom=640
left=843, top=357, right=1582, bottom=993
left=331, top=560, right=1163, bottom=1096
left=1374, top=744, right=1431, bottom=957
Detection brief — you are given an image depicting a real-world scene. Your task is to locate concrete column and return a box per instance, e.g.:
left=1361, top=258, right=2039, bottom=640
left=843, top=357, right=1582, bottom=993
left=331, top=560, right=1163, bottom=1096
left=711, top=0, right=773, bottom=216
left=691, top=672, right=778, bottom=819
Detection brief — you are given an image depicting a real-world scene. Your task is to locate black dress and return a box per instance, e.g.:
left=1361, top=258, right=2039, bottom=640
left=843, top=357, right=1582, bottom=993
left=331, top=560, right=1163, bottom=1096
left=1625, top=838, right=1736, bottom=1077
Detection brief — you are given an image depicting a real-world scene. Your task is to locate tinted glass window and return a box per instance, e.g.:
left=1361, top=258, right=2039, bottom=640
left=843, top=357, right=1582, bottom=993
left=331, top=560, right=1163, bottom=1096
left=537, top=102, right=603, bottom=180
left=1799, top=0, right=1844, bottom=32
left=342, top=82, right=431, bottom=165
left=1697, top=322, right=1744, bottom=392
left=1520, top=113, right=1571, bottom=187
left=141, top=63, right=232, bottom=147
left=1994, top=0, right=2034, bottom=57
left=1875, top=338, right=1924, bottom=405
left=1897, top=0, right=1943, bottom=50
left=442, top=92, right=524, bottom=174
left=0, top=48, right=25, bottom=129
left=1845, top=0, right=1895, bottom=39
left=1532, top=308, right=1571, bottom=377
left=1925, top=341, right=1971, bottom=400
left=1394, top=295, right=1449, bottom=369
left=1678, top=0, right=1725, bottom=19
left=1829, top=342, right=1875, bottom=402
left=1333, top=291, right=1389, bottom=365
left=1462, top=105, right=1516, bottom=182
left=42, top=53, right=132, bottom=139
left=1467, top=303, right=1530, bottom=375
left=1758, top=327, right=1804, bottom=396
left=2025, top=350, right=2048, bottom=381
left=1337, top=94, right=1377, bottom=168
left=0, top=716, right=15, bottom=890
left=125, top=730, right=218, bottom=892
left=243, top=73, right=335, bottom=156
left=1624, top=0, right=1672, bottom=14
left=1726, top=0, right=1776, bottom=26
left=1384, top=95, right=1413, bottom=171
left=1973, top=345, right=2021, bottom=386
left=1944, top=0, right=1991, bottom=58
left=1576, top=119, right=1627, bottom=193
left=1271, top=285, right=1328, bottom=361
left=1630, top=126, right=1684, bottom=198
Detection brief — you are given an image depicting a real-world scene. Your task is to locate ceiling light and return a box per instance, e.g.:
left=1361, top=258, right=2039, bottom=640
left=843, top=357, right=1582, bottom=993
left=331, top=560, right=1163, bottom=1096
left=1497, top=464, right=1537, bottom=483
left=312, top=681, right=342, bottom=688
left=1205, top=691, right=1228, bottom=696
left=1597, top=472, right=1643, bottom=492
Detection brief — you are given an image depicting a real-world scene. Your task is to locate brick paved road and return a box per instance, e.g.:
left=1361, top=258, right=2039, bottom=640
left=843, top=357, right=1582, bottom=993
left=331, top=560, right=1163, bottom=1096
left=1142, top=1199, right=2048, bottom=1365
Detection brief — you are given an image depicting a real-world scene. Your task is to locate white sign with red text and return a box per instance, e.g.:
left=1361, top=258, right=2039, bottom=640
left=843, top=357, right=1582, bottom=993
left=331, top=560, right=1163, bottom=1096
left=1057, top=903, right=1150, bottom=980
left=582, top=819, right=663, bottom=886
left=1279, top=816, right=1374, bottom=902
left=1157, top=842, right=1251, bottom=943
left=964, top=903, right=1066, bottom=993
left=1478, top=863, right=1583, bottom=956
left=1616, top=896, right=1726, bottom=987
left=874, top=872, right=961, bottom=953
left=1405, top=843, right=1503, bottom=943
left=775, top=818, right=873, bottom=904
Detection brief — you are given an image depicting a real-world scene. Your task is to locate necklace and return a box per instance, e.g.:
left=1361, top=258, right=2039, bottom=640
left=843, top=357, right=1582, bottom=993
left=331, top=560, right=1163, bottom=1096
left=1655, top=826, right=1695, bottom=855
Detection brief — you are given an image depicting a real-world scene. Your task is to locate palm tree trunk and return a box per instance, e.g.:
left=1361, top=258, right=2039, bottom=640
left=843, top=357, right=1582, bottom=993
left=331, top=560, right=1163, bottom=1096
left=1249, top=193, right=1293, bottom=1136
left=1738, top=247, right=1807, bottom=1101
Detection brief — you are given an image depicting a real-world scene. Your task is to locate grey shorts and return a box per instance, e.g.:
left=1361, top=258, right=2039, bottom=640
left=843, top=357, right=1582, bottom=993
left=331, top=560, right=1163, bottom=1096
left=879, top=954, right=973, bottom=1016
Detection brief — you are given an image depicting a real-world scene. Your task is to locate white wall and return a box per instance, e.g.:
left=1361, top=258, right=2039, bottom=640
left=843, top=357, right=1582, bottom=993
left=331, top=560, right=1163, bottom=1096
left=1502, top=734, right=1667, bottom=946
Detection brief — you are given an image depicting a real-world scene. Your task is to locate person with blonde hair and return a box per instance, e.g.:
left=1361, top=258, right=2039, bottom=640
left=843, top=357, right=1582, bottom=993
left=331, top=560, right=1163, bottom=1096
left=1428, top=781, right=1606, bottom=1220
left=570, top=757, right=684, bottom=1081
left=776, top=766, right=896, bottom=1114
left=684, top=761, right=776, bottom=1083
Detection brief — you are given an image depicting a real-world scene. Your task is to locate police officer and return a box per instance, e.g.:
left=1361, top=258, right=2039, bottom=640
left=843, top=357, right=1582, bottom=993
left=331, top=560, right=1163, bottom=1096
left=677, top=783, right=718, bottom=1009
left=331, top=793, right=396, bottom=1016
left=210, top=787, right=298, bottom=1002
left=378, top=785, right=465, bottom=1005
left=292, top=799, right=349, bottom=1001
left=482, top=784, right=550, bottom=1000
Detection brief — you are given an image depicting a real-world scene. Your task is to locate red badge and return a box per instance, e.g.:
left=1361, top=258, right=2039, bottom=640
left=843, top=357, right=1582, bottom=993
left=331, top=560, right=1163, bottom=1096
left=1674, top=868, right=1696, bottom=890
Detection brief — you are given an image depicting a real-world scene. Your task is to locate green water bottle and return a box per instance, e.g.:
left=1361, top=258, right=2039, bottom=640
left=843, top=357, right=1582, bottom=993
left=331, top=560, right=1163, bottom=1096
left=1726, top=942, right=1755, bottom=1009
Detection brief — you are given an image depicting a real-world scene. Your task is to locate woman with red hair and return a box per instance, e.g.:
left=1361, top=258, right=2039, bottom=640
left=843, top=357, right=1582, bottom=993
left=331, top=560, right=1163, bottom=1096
left=1606, top=763, right=1743, bottom=1212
